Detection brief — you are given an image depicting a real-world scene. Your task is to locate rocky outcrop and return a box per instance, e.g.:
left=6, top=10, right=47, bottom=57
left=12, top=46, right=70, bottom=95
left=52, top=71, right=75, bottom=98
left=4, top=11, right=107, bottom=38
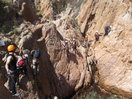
left=18, top=0, right=36, bottom=22
left=77, top=0, right=131, bottom=35
left=18, top=17, right=95, bottom=98
left=35, top=0, right=82, bottom=20
left=76, top=0, right=132, bottom=98
left=36, top=0, right=53, bottom=19
left=1, top=0, right=131, bottom=98
left=0, top=67, right=12, bottom=98
left=94, top=15, right=132, bottom=98
left=0, top=84, right=13, bottom=99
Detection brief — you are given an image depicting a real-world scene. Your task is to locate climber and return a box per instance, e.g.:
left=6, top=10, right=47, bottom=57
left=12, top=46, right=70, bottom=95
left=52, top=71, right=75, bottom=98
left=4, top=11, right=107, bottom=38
left=31, top=49, right=40, bottom=78
left=63, top=40, right=69, bottom=52
left=5, top=44, right=19, bottom=96
left=71, top=38, right=77, bottom=53
left=84, top=35, right=88, bottom=41
left=81, top=32, right=85, bottom=37
left=104, top=25, right=112, bottom=36
left=63, top=40, right=69, bottom=57
left=16, top=54, right=29, bottom=85
left=62, top=40, right=70, bottom=58
left=94, top=31, right=101, bottom=42
left=84, top=35, right=89, bottom=48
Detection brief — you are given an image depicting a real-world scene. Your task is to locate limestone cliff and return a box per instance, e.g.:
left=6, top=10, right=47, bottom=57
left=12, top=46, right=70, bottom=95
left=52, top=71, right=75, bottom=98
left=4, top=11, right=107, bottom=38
left=0, top=0, right=132, bottom=98
left=19, top=0, right=132, bottom=98
left=77, top=0, right=132, bottom=98
left=18, top=18, right=93, bottom=98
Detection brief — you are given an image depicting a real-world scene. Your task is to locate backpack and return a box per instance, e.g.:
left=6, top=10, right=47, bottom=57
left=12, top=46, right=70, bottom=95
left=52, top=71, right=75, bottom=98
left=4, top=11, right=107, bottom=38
left=17, top=56, right=25, bottom=67
left=105, top=26, right=111, bottom=32
left=17, top=58, right=25, bottom=67
left=33, top=49, right=40, bottom=58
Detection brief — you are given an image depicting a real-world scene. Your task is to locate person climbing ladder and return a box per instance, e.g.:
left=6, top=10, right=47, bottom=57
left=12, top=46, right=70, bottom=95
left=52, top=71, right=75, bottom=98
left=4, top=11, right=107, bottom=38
left=71, top=38, right=77, bottom=53
left=104, top=25, right=112, bottom=36
left=31, top=49, right=40, bottom=78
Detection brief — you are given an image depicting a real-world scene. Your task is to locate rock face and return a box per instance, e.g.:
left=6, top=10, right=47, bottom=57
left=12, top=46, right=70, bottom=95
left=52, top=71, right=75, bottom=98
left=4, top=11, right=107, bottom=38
left=19, top=0, right=36, bottom=22
left=18, top=17, right=94, bottom=98
left=1, top=0, right=132, bottom=98
left=76, top=0, right=132, bottom=98
left=38, top=0, right=53, bottom=19
left=0, top=84, right=12, bottom=99
left=35, top=0, right=81, bottom=19
left=0, top=66, right=12, bottom=99
left=94, top=11, right=132, bottom=98
left=77, top=0, right=131, bottom=34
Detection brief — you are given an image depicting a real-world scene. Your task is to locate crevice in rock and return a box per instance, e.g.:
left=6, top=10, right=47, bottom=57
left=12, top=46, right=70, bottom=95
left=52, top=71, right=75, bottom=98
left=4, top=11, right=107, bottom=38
left=84, top=13, right=95, bottom=34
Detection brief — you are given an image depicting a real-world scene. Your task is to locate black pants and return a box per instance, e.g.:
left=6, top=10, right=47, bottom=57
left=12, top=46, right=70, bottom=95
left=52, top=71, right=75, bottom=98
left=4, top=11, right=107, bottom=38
left=17, top=66, right=27, bottom=75
left=72, top=45, right=76, bottom=50
left=8, top=73, right=17, bottom=94
left=95, top=36, right=99, bottom=41
left=104, top=30, right=110, bottom=36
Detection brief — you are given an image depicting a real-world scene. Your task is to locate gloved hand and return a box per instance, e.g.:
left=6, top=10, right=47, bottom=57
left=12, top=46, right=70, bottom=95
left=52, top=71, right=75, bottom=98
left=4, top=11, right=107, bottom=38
left=7, top=70, right=14, bottom=75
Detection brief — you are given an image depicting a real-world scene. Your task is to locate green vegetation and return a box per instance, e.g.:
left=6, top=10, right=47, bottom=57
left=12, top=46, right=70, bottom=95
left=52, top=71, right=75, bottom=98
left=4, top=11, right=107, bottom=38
left=0, top=0, right=11, bottom=5
left=52, top=0, right=68, bottom=15
left=13, top=19, right=18, bottom=26
left=73, top=19, right=80, bottom=30
left=0, top=0, right=19, bottom=34
left=0, top=18, right=19, bottom=34
left=36, top=10, right=43, bottom=18
left=84, top=90, right=103, bottom=99
left=0, top=0, right=10, bottom=19
left=72, top=86, right=129, bottom=99
left=12, top=28, right=18, bottom=34
left=0, top=0, right=11, bottom=33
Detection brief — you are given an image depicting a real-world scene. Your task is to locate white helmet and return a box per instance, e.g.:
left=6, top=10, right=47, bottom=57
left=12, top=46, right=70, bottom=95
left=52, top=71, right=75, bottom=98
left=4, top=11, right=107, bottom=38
left=110, top=25, right=112, bottom=28
left=65, top=40, right=68, bottom=43
left=96, top=31, right=98, bottom=33
left=24, top=54, right=28, bottom=58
